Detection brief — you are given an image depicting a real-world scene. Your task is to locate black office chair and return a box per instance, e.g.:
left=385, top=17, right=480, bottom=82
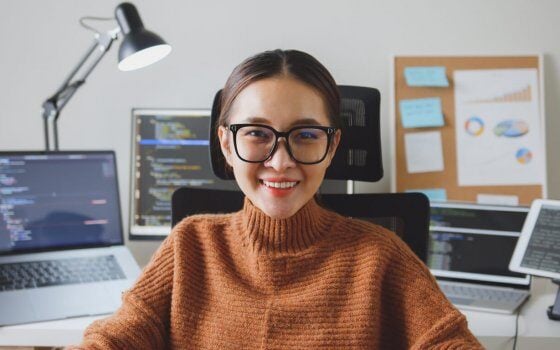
left=171, top=86, right=430, bottom=262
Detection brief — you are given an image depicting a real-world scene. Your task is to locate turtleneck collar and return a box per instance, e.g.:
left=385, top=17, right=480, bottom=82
left=234, top=197, right=337, bottom=255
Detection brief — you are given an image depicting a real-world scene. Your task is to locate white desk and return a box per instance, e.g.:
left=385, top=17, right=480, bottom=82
left=1, top=278, right=559, bottom=349
left=463, top=277, right=560, bottom=349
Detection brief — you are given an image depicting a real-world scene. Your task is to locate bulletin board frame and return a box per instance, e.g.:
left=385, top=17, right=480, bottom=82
left=390, top=55, right=547, bottom=205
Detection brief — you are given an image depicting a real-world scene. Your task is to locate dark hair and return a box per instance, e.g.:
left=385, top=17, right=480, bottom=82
left=217, top=49, right=341, bottom=128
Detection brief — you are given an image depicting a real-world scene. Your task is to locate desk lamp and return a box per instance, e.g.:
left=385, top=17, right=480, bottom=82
left=41, top=2, right=171, bottom=151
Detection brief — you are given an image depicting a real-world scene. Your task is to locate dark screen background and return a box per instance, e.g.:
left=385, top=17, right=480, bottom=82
left=428, top=205, right=528, bottom=279
left=0, top=153, right=122, bottom=254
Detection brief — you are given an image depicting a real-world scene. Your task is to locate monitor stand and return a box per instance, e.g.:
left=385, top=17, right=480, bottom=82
left=547, top=279, right=560, bottom=321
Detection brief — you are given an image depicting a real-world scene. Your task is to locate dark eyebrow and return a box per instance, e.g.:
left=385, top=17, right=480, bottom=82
left=290, top=118, right=323, bottom=126
left=239, top=117, right=324, bottom=126
left=242, top=117, right=270, bottom=124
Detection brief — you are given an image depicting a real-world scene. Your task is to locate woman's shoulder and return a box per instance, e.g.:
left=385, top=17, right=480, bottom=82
left=331, top=215, right=423, bottom=263
left=332, top=215, right=434, bottom=279
left=333, top=215, right=398, bottom=245
left=174, top=212, right=234, bottom=228
left=169, top=212, right=237, bottom=244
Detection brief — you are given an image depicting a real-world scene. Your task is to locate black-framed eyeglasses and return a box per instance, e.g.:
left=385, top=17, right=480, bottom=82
left=228, top=123, right=338, bottom=164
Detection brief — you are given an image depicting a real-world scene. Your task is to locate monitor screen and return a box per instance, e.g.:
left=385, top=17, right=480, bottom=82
left=510, top=199, right=560, bottom=280
left=130, top=109, right=350, bottom=238
left=130, top=109, right=239, bottom=237
left=428, top=203, right=530, bottom=285
left=0, top=152, right=123, bottom=255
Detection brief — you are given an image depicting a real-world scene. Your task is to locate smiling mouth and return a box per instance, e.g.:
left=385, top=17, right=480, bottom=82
left=260, top=180, right=299, bottom=189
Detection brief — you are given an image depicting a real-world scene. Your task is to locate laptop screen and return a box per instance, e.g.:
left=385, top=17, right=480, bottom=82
left=0, top=151, right=123, bottom=255
left=428, top=202, right=530, bottom=286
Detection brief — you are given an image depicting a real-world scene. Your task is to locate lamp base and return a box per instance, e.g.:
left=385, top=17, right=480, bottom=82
left=547, top=279, right=560, bottom=321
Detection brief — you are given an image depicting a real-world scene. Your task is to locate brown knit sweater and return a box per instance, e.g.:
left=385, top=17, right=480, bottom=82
left=72, top=198, right=482, bottom=349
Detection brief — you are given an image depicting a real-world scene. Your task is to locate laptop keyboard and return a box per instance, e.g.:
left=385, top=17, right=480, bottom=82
left=439, top=282, right=527, bottom=304
left=0, top=255, right=126, bottom=291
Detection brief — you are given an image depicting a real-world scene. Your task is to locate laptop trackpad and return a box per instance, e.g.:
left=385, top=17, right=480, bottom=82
left=29, top=283, right=116, bottom=319
left=0, top=291, right=37, bottom=326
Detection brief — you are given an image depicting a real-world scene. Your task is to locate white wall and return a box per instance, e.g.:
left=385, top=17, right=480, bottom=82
left=2, top=0, right=559, bottom=265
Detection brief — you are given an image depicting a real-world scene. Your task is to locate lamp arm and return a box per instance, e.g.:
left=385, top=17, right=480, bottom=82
left=41, top=29, right=119, bottom=151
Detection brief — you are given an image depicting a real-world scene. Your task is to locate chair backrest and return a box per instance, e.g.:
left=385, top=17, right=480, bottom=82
left=319, top=192, right=429, bottom=261
left=172, top=187, right=244, bottom=224
left=172, top=85, right=430, bottom=262
left=171, top=188, right=429, bottom=261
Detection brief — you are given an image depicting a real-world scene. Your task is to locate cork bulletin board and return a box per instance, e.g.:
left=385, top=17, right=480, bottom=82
left=391, top=56, right=546, bottom=205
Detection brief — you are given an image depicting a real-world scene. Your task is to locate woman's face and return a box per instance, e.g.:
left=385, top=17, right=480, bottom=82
left=218, top=76, right=340, bottom=219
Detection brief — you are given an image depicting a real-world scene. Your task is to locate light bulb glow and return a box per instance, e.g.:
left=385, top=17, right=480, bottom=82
left=118, top=44, right=172, bottom=71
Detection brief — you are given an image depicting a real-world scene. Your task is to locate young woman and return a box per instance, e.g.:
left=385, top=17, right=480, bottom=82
left=72, top=50, right=482, bottom=349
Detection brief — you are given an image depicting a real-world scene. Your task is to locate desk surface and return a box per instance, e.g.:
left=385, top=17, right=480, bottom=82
left=1, top=278, right=559, bottom=349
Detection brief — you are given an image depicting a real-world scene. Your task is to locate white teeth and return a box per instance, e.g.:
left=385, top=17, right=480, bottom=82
left=262, top=180, right=298, bottom=189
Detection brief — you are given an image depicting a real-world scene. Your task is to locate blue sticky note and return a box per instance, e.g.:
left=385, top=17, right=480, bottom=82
left=399, top=98, right=444, bottom=128
left=404, top=66, right=449, bottom=87
left=406, top=188, right=447, bottom=202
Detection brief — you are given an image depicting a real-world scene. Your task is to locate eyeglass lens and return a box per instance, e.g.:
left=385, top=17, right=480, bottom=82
left=234, top=125, right=330, bottom=163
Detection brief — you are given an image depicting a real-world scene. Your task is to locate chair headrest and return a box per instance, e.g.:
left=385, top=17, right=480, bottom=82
left=209, top=85, right=383, bottom=182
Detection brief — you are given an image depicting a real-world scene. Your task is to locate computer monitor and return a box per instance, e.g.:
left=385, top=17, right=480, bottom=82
left=510, top=199, right=560, bottom=279
left=429, top=202, right=530, bottom=286
left=509, top=199, right=560, bottom=320
left=130, top=109, right=239, bottom=238
left=130, top=109, right=350, bottom=239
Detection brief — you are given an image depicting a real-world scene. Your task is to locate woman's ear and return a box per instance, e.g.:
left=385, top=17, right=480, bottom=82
left=326, top=129, right=342, bottom=165
left=217, top=126, right=234, bottom=167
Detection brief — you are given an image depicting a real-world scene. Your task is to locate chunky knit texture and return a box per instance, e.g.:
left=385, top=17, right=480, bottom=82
left=71, top=198, right=482, bottom=349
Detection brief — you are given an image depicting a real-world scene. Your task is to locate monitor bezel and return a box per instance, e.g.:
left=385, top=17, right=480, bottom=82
left=509, top=199, right=560, bottom=280
left=0, top=150, right=124, bottom=256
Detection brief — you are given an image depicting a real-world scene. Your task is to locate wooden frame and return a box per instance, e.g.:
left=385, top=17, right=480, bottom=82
left=390, top=55, right=546, bottom=205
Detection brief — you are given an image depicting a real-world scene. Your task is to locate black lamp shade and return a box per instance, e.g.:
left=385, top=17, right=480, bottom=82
left=115, top=2, right=171, bottom=71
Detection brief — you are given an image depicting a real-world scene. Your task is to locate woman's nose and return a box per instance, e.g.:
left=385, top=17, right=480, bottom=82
left=263, top=139, right=296, bottom=171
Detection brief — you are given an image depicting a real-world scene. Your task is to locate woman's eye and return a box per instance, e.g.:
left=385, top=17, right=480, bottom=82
left=246, top=130, right=267, bottom=137
left=242, top=128, right=272, bottom=141
left=294, top=130, right=320, bottom=140
left=301, top=132, right=318, bottom=139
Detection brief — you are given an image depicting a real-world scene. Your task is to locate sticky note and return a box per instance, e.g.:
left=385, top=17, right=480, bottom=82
left=404, top=131, right=445, bottom=173
left=399, top=98, right=444, bottom=128
left=404, top=66, right=449, bottom=87
left=407, top=188, right=447, bottom=202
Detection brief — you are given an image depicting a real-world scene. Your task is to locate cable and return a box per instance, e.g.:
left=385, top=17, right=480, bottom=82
left=512, top=302, right=524, bottom=350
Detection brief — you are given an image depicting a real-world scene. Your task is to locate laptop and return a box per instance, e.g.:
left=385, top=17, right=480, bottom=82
left=428, top=202, right=531, bottom=314
left=0, top=151, right=141, bottom=326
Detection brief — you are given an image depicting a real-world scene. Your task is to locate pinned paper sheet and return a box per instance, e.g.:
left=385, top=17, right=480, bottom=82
left=454, top=69, right=543, bottom=186
left=399, top=98, right=444, bottom=128
left=477, top=194, right=519, bottom=206
left=404, top=131, right=444, bottom=173
left=404, top=66, right=449, bottom=87
left=407, top=188, right=447, bottom=202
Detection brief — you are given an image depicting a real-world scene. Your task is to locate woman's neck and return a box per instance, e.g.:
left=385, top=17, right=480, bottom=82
left=235, top=197, right=337, bottom=255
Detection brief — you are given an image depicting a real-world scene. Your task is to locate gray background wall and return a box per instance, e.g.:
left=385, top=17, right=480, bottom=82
left=1, top=0, right=558, bottom=266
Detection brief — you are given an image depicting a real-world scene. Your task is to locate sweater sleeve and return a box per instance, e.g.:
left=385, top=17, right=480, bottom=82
left=67, top=230, right=177, bottom=350
left=382, top=230, right=483, bottom=350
